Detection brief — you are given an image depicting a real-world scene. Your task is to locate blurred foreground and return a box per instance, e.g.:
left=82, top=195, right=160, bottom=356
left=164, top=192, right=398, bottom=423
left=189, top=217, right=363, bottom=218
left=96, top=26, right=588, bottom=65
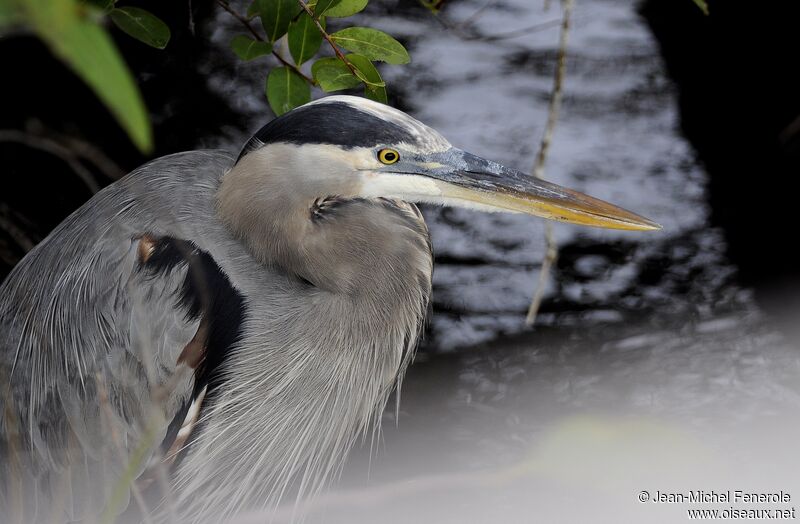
left=275, top=309, right=800, bottom=523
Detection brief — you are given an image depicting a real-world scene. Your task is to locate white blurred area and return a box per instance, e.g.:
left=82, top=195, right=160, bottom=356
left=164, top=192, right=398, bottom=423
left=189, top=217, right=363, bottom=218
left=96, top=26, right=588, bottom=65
left=259, top=312, right=800, bottom=523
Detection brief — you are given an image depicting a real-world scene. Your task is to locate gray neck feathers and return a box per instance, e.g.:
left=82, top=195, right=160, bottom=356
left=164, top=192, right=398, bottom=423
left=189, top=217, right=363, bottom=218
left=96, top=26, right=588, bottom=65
left=175, top=145, right=433, bottom=520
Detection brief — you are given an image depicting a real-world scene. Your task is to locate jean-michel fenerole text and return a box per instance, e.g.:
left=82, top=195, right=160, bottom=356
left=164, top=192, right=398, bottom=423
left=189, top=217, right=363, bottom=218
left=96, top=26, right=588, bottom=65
left=651, top=491, right=791, bottom=504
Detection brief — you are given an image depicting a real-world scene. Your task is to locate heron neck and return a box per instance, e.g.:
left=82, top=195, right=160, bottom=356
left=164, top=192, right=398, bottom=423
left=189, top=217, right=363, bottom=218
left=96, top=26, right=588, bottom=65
left=217, top=147, right=432, bottom=298
left=181, top=148, right=434, bottom=519
left=173, top=213, right=432, bottom=521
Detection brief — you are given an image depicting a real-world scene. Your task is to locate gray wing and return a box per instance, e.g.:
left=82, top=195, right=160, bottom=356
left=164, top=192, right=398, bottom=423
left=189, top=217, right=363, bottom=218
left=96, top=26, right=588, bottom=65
left=0, top=151, right=238, bottom=522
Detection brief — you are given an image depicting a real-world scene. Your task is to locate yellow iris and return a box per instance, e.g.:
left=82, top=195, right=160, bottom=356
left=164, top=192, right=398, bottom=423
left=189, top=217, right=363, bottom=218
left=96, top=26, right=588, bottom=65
left=378, top=149, right=400, bottom=165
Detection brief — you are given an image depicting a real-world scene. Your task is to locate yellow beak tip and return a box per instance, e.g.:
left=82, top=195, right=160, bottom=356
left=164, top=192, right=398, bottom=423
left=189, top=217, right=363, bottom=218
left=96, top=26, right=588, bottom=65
left=634, top=220, right=662, bottom=232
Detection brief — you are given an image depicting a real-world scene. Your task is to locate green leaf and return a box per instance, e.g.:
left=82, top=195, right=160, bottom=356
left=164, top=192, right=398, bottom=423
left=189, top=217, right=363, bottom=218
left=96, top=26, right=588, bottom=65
left=330, top=27, right=409, bottom=65
left=347, top=54, right=386, bottom=103
left=691, top=0, right=709, bottom=15
left=267, top=66, right=310, bottom=116
left=251, top=0, right=301, bottom=43
left=325, top=0, right=367, bottom=18
left=363, top=84, right=387, bottom=103
left=109, top=7, right=170, bottom=49
left=418, top=0, right=444, bottom=13
left=363, top=85, right=387, bottom=104
left=86, top=0, right=116, bottom=11
left=0, top=1, right=23, bottom=28
left=288, top=12, right=323, bottom=65
left=246, top=0, right=259, bottom=17
left=23, top=0, right=152, bottom=152
left=313, top=0, right=341, bottom=15
left=311, top=57, right=360, bottom=92
left=230, top=34, right=272, bottom=61
left=341, top=53, right=384, bottom=87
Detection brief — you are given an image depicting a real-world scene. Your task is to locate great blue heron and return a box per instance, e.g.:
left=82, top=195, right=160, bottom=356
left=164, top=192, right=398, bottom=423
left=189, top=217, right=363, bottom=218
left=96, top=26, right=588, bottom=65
left=0, top=96, right=658, bottom=523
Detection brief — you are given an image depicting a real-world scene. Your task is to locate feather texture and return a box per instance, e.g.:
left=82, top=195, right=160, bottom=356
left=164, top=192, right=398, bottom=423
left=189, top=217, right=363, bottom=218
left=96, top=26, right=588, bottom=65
left=0, top=146, right=434, bottom=522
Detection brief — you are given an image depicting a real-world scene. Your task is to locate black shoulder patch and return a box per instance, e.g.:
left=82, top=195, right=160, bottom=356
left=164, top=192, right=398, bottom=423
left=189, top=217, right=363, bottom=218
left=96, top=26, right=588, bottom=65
left=138, top=236, right=246, bottom=398
left=237, top=102, right=417, bottom=161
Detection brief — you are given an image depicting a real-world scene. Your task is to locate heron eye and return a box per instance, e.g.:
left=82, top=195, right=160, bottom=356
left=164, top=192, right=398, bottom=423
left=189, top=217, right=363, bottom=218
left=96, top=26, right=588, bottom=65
left=378, top=149, right=400, bottom=165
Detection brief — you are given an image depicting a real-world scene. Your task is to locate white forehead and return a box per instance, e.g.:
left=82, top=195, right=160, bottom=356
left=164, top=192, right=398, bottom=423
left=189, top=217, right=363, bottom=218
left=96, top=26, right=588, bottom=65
left=306, top=95, right=452, bottom=153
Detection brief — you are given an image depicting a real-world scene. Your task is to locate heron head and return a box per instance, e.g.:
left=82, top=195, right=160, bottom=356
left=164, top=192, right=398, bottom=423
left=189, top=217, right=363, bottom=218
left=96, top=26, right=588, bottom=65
left=234, top=95, right=660, bottom=231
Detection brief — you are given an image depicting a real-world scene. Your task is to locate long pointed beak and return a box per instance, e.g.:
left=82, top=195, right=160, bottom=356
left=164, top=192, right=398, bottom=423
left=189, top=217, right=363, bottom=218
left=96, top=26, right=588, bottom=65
left=427, top=150, right=661, bottom=231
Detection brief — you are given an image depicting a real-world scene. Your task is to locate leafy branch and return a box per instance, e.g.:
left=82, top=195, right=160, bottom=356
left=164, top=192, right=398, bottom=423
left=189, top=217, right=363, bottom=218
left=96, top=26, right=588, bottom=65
left=216, top=0, right=313, bottom=83
left=1, top=0, right=706, bottom=155
left=0, top=0, right=172, bottom=153
left=0, top=0, right=410, bottom=155
left=297, top=0, right=360, bottom=79
left=222, top=0, right=410, bottom=115
left=692, top=0, right=709, bottom=15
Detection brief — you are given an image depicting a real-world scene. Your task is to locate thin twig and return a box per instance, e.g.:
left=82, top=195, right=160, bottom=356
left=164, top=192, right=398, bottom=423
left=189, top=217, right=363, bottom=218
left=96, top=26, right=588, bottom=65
left=216, top=0, right=314, bottom=84
left=216, top=0, right=261, bottom=40
left=525, top=230, right=558, bottom=325
left=461, top=0, right=497, bottom=27
left=297, top=0, right=361, bottom=79
left=0, top=204, right=36, bottom=252
left=779, top=113, right=800, bottom=145
left=1, top=376, right=24, bottom=521
left=0, top=241, right=20, bottom=268
left=95, top=373, right=154, bottom=524
left=525, top=0, right=574, bottom=326
left=418, top=0, right=447, bottom=13
left=478, top=19, right=563, bottom=42
left=188, top=0, right=196, bottom=36
left=26, top=121, right=126, bottom=180
left=94, top=367, right=189, bottom=523
left=272, top=44, right=314, bottom=83
left=433, top=12, right=563, bottom=42
left=0, top=129, right=101, bottom=193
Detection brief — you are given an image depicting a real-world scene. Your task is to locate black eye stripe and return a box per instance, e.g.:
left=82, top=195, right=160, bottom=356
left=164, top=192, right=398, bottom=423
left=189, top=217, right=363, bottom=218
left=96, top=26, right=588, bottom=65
left=237, top=102, right=420, bottom=162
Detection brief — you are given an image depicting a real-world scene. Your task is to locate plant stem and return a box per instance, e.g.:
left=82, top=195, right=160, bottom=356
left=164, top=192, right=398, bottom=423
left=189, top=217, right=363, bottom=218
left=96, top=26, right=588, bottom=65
left=216, top=0, right=314, bottom=84
left=215, top=0, right=261, bottom=40
left=296, top=0, right=361, bottom=80
left=525, top=0, right=574, bottom=326
left=0, top=129, right=101, bottom=194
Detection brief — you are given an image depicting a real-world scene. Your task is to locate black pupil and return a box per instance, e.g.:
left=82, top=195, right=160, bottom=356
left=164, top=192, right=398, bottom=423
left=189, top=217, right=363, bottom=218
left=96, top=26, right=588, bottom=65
left=384, top=151, right=396, bottom=161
